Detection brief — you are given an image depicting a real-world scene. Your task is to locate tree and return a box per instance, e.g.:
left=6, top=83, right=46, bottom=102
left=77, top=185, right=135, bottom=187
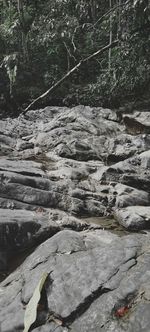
left=0, top=0, right=149, bottom=114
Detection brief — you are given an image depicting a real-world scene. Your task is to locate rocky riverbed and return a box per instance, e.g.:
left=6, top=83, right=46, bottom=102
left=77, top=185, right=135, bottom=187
left=0, top=105, right=150, bottom=331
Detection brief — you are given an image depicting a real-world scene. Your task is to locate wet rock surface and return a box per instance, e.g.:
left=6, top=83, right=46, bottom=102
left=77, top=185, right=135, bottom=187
left=0, top=105, right=150, bottom=331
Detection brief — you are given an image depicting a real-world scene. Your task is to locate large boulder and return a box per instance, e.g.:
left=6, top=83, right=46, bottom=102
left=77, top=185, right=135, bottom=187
left=0, top=230, right=150, bottom=332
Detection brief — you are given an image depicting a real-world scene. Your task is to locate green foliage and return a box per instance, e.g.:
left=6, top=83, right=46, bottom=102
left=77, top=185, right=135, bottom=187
left=0, top=0, right=149, bottom=112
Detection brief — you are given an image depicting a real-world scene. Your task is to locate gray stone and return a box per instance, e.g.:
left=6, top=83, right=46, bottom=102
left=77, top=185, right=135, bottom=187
left=0, top=207, right=95, bottom=256
left=96, top=150, right=150, bottom=193
left=114, top=206, right=150, bottom=230
left=15, top=139, right=34, bottom=151
left=0, top=208, right=59, bottom=272
left=0, top=230, right=150, bottom=332
left=33, top=323, right=68, bottom=332
left=106, top=133, right=148, bottom=163
left=113, top=183, right=149, bottom=208
left=0, top=105, right=150, bottom=331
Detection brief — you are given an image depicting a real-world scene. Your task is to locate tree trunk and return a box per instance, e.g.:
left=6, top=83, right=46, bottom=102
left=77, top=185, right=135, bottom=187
left=17, top=0, right=29, bottom=62
left=118, top=0, right=121, bottom=36
left=90, top=0, right=96, bottom=22
left=108, top=0, right=113, bottom=71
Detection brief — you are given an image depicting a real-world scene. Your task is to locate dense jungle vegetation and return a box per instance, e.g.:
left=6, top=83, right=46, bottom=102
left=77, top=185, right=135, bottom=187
left=0, top=0, right=150, bottom=114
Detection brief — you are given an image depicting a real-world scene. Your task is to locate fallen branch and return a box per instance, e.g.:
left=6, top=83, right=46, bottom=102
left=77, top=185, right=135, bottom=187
left=23, top=39, right=118, bottom=113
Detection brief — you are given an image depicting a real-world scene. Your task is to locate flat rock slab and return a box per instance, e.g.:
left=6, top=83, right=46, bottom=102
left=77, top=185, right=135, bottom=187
left=0, top=229, right=150, bottom=332
left=115, top=206, right=150, bottom=230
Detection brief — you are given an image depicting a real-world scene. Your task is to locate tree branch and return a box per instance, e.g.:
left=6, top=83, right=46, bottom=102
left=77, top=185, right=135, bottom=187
left=93, top=0, right=130, bottom=28
left=23, top=40, right=118, bottom=114
left=71, top=0, right=130, bottom=49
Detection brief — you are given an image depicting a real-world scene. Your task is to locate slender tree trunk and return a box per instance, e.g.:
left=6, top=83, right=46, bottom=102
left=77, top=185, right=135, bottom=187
left=0, top=1, right=5, bottom=23
left=90, top=0, right=96, bottom=22
left=17, top=0, right=23, bottom=16
left=8, top=0, right=12, bottom=22
left=118, top=0, right=121, bottom=36
left=108, top=0, right=113, bottom=71
left=17, top=0, right=29, bottom=62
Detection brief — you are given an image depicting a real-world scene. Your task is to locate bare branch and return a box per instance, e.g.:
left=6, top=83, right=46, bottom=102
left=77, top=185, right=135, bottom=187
left=63, top=41, right=70, bottom=71
left=82, top=39, right=118, bottom=63
left=93, top=0, right=130, bottom=28
left=23, top=40, right=118, bottom=114
left=63, top=41, right=76, bottom=65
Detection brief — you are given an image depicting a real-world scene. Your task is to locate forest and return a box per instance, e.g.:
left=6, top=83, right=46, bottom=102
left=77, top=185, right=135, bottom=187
left=0, top=0, right=149, bottom=115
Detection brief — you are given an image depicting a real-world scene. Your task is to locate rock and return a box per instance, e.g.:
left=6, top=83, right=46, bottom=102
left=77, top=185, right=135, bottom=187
left=0, top=209, right=58, bottom=272
left=113, top=183, right=149, bottom=208
left=1, top=105, right=150, bottom=331
left=68, top=234, right=150, bottom=332
left=0, top=158, right=44, bottom=176
left=106, top=133, right=148, bottom=163
left=125, top=111, right=150, bottom=127
left=97, top=150, right=150, bottom=193
left=88, top=178, right=149, bottom=209
left=0, top=251, right=7, bottom=271
left=30, top=106, right=121, bottom=161
left=0, top=230, right=150, bottom=332
left=0, top=107, right=149, bottom=217
left=140, top=150, right=150, bottom=168
left=123, top=116, right=150, bottom=135
left=33, top=323, right=67, bottom=332
left=15, top=139, right=34, bottom=151
left=47, top=209, right=94, bottom=231
left=0, top=134, right=15, bottom=156
left=114, top=206, right=150, bottom=230
left=0, top=209, right=41, bottom=249
left=0, top=208, right=95, bottom=271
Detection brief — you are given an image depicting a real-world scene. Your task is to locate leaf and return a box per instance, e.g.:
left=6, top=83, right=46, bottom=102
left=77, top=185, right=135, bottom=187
left=23, top=272, right=48, bottom=332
